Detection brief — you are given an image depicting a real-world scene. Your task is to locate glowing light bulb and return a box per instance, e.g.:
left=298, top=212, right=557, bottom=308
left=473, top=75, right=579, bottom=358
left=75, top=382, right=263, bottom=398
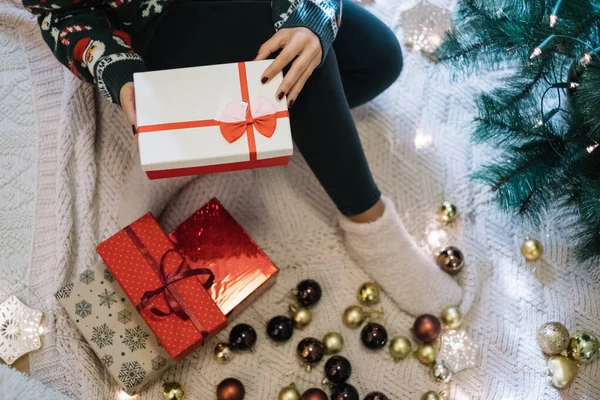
left=569, top=82, right=579, bottom=89
left=414, top=127, right=433, bottom=149
left=534, top=120, right=543, bottom=128
left=587, top=143, right=598, bottom=153
left=38, top=326, right=45, bottom=335
left=117, top=390, right=138, bottom=400
left=530, top=47, right=542, bottom=59
left=427, top=229, right=448, bottom=249
left=549, top=14, right=557, bottom=27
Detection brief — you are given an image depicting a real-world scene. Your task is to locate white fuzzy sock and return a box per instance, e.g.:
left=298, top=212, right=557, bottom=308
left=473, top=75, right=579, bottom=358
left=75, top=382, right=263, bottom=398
left=340, top=195, right=463, bottom=316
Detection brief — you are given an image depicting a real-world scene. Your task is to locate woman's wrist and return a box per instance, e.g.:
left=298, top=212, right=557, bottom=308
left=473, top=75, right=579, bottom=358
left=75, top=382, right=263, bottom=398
left=96, top=53, right=146, bottom=105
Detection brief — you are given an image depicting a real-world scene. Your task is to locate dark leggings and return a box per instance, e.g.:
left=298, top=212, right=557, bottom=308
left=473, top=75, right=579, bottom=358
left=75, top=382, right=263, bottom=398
left=141, top=0, right=402, bottom=216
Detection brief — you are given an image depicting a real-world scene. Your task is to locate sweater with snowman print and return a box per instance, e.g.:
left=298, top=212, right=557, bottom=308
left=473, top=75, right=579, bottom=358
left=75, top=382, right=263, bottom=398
left=23, top=0, right=342, bottom=105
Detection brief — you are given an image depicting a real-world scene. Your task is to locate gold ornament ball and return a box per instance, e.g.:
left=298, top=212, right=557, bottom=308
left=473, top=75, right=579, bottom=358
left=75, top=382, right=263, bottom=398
left=389, top=336, right=412, bottom=361
left=323, top=332, right=344, bottom=354
left=547, top=355, right=579, bottom=389
left=537, top=322, right=570, bottom=355
left=163, top=382, right=184, bottom=400
left=357, top=282, right=381, bottom=305
left=567, top=331, right=599, bottom=364
left=521, top=238, right=543, bottom=261
left=420, top=391, right=442, bottom=400
left=430, top=361, right=452, bottom=383
left=278, top=383, right=301, bottom=400
left=440, top=306, right=463, bottom=329
left=439, top=202, right=458, bottom=224
left=289, top=304, right=312, bottom=328
left=214, top=343, right=234, bottom=362
left=415, top=342, right=439, bottom=365
left=343, top=305, right=365, bottom=328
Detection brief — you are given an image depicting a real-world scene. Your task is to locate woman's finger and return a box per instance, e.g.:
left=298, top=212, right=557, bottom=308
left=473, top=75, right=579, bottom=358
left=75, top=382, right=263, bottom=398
left=286, top=58, right=319, bottom=106
left=261, top=39, right=302, bottom=84
left=255, top=30, right=287, bottom=61
left=276, top=51, right=313, bottom=100
left=120, top=82, right=137, bottom=127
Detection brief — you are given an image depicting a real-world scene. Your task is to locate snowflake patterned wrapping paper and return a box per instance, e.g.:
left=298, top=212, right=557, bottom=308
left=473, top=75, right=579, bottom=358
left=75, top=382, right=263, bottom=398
left=168, top=198, right=279, bottom=316
left=133, top=60, right=293, bottom=179
left=96, top=213, right=227, bottom=361
left=55, top=261, right=175, bottom=394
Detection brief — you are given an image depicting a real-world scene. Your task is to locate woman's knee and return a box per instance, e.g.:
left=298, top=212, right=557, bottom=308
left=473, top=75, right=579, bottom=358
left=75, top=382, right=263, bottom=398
left=377, top=31, right=403, bottom=87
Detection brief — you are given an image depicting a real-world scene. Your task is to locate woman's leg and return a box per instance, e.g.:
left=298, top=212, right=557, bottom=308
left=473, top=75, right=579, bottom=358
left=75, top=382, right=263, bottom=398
left=333, top=0, right=403, bottom=108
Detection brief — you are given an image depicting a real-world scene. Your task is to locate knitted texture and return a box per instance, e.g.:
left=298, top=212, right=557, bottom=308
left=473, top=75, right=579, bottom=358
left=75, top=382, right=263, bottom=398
left=1, top=0, right=599, bottom=398
left=0, top=365, right=71, bottom=400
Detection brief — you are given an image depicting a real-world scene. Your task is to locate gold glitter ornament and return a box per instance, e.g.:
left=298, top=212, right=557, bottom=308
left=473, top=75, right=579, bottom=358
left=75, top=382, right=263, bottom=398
left=521, top=238, right=543, bottom=261
left=163, top=382, right=185, bottom=400
left=547, top=355, right=579, bottom=389
left=415, top=342, right=439, bottom=365
left=323, top=332, right=344, bottom=354
left=357, top=282, right=381, bottom=305
left=440, top=306, right=463, bottom=329
left=537, top=322, right=570, bottom=355
left=430, top=360, right=452, bottom=383
left=420, top=391, right=443, bottom=400
left=278, top=383, right=301, bottom=400
left=567, top=331, right=599, bottom=364
left=289, top=304, right=312, bottom=328
left=213, top=343, right=234, bottom=362
left=389, top=336, right=412, bottom=361
left=343, top=305, right=365, bottom=328
left=0, top=296, right=43, bottom=365
left=439, top=202, right=458, bottom=224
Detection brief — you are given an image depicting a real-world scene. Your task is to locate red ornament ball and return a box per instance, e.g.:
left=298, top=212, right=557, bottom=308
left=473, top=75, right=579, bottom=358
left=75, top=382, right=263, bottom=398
left=413, top=314, right=442, bottom=343
left=300, top=388, right=329, bottom=400
left=216, top=378, right=245, bottom=400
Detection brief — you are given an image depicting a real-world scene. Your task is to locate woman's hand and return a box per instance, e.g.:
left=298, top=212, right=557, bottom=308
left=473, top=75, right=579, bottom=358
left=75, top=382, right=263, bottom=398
left=256, top=27, right=322, bottom=106
left=120, top=82, right=137, bottom=130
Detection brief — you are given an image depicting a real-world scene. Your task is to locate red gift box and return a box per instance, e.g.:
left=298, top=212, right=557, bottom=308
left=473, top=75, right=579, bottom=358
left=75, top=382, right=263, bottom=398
left=97, top=213, right=227, bottom=361
left=168, top=199, right=279, bottom=316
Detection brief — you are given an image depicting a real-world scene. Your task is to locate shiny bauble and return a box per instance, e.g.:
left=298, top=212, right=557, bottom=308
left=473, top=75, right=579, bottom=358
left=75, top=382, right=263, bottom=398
left=521, top=238, right=543, bottom=261
left=267, top=316, right=294, bottom=342
left=415, top=342, right=439, bottom=365
left=547, top=355, right=579, bottom=389
left=420, top=391, right=442, bottom=400
left=289, top=304, right=313, bottom=328
left=216, top=378, right=245, bottom=400
left=297, top=337, right=325, bottom=366
left=363, top=393, right=389, bottom=400
left=357, top=282, right=381, bottom=306
left=331, top=383, right=359, bottom=400
left=343, top=305, right=365, bottom=329
left=323, top=332, right=344, bottom=354
left=324, top=355, right=352, bottom=384
left=361, top=323, right=388, bottom=350
left=229, top=323, right=257, bottom=351
left=300, top=388, right=328, bottom=400
left=389, top=336, right=412, bottom=361
left=278, top=383, right=301, bottom=400
left=430, top=360, right=452, bottom=383
left=214, top=343, right=234, bottom=362
left=537, top=322, right=570, bottom=355
left=296, top=279, right=322, bottom=307
left=413, top=314, right=442, bottom=343
left=440, top=306, right=463, bottom=329
left=439, top=201, right=458, bottom=224
left=163, top=382, right=184, bottom=400
left=567, top=331, right=599, bottom=364
left=435, top=246, right=464, bottom=275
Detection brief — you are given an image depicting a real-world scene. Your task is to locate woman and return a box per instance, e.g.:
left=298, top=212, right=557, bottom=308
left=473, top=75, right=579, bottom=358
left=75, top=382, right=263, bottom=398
left=24, top=0, right=462, bottom=315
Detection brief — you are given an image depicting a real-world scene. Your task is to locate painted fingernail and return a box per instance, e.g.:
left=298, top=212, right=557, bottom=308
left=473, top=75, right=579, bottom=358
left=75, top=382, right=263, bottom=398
left=261, top=77, right=268, bottom=84
left=278, top=92, right=285, bottom=100
left=132, top=125, right=137, bottom=136
left=288, top=100, right=294, bottom=108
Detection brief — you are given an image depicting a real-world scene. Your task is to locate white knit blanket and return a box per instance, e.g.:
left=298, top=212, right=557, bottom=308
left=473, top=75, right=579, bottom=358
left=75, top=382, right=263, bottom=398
left=1, top=0, right=599, bottom=398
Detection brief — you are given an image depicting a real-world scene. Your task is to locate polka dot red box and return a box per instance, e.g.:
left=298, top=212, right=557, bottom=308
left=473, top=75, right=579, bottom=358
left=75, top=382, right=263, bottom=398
left=168, top=198, right=280, bottom=316
left=97, top=213, right=227, bottom=361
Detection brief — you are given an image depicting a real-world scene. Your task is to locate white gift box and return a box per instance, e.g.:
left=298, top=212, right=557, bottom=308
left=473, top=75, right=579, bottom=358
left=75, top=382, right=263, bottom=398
left=134, top=60, right=293, bottom=179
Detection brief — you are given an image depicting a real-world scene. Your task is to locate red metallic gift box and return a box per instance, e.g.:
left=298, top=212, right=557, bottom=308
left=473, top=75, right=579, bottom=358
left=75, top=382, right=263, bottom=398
left=97, top=213, right=227, bottom=361
left=168, top=198, right=279, bottom=316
